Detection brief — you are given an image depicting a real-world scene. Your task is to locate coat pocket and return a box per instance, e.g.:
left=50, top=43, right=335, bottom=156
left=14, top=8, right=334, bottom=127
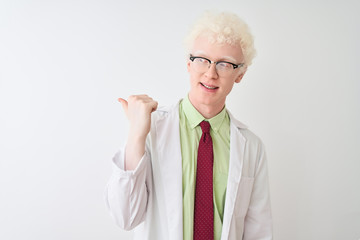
left=233, top=176, right=255, bottom=218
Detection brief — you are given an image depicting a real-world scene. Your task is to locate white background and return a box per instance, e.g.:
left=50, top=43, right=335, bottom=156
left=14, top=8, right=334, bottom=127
left=1, top=0, right=359, bottom=239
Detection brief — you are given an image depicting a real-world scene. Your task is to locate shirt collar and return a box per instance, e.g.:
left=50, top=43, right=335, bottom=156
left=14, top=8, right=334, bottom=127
left=181, top=95, right=227, bottom=133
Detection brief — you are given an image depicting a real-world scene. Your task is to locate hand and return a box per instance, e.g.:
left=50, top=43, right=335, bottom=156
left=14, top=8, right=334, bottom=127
left=118, top=95, right=158, bottom=142
left=118, top=95, right=158, bottom=170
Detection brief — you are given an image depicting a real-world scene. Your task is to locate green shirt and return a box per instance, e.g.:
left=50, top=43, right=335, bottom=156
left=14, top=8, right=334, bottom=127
left=179, top=95, right=230, bottom=240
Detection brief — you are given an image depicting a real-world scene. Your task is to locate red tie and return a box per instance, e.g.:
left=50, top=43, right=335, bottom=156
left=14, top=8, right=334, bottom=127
left=194, top=121, right=214, bottom=240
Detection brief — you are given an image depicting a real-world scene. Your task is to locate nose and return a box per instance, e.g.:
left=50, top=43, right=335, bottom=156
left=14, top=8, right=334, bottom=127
left=204, top=63, right=219, bottom=79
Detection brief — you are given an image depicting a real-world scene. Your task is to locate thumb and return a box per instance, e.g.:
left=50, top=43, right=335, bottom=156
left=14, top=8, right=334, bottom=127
left=118, top=98, right=129, bottom=118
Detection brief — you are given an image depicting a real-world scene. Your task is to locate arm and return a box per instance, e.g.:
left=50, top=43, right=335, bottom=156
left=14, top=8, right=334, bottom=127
left=104, top=95, right=158, bottom=230
left=243, top=143, right=273, bottom=239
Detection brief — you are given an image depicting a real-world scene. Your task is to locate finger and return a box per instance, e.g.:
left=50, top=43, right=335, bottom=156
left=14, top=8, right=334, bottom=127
left=150, top=101, right=158, bottom=113
left=118, top=98, right=129, bottom=118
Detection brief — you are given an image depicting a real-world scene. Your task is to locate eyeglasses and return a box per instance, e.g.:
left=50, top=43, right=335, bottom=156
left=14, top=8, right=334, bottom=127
left=189, top=55, right=244, bottom=77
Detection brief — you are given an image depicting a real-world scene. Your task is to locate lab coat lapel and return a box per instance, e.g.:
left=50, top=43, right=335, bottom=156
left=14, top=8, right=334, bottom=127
left=155, top=104, right=183, bottom=240
left=221, top=112, right=247, bottom=239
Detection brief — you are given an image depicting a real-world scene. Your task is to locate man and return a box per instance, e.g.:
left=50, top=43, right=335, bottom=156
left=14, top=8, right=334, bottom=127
left=105, top=11, right=272, bottom=240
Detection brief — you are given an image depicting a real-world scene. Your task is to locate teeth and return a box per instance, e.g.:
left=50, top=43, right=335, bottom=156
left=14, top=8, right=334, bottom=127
left=202, top=83, right=217, bottom=89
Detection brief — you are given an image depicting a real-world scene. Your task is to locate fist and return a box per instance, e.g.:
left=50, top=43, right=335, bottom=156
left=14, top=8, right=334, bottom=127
left=118, top=95, right=158, bottom=140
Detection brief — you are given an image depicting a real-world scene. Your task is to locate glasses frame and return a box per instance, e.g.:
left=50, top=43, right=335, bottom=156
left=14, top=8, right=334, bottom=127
left=189, top=55, right=244, bottom=70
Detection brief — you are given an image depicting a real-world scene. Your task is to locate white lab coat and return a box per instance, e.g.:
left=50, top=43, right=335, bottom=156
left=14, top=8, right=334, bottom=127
left=105, top=101, right=272, bottom=240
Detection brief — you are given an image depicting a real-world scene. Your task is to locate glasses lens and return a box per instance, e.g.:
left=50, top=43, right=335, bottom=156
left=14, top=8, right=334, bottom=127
left=192, top=58, right=209, bottom=73
left=191, top=56, right=237, bottom=77
left=216, top=62, right=233, bottom=77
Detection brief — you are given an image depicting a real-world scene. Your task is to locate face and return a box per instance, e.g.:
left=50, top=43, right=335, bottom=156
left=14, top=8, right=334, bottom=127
left=187, top=35, right=246, bottom=115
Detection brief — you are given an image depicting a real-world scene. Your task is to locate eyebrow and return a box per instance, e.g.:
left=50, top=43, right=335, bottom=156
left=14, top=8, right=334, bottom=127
left=192, top=51, right=239, bottom=63
left=220, top=56, right=238, bottom=63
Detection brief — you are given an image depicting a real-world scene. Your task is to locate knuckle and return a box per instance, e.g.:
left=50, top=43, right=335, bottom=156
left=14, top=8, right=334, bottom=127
left=129, top=95, right=142, bottom=103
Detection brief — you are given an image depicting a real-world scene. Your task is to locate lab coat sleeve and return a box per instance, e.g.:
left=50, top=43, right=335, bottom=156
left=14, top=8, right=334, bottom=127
left=243, top=142, right=273, bottom=239
left=104, top=145, right=151, bottom=230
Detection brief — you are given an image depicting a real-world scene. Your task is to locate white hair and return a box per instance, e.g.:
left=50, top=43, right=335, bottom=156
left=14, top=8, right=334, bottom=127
left=184, top=11, right=256, bottom=66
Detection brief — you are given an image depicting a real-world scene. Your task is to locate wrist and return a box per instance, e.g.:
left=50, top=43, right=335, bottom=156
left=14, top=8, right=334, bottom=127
left=127, top=132, right=147, bottom=145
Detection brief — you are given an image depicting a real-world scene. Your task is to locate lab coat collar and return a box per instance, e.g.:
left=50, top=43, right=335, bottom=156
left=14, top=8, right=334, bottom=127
left=157, top=99, right=248, bottom=130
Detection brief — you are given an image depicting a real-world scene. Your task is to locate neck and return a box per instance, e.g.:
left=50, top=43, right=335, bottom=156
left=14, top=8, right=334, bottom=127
left=188, top=95, right=225, bottom=119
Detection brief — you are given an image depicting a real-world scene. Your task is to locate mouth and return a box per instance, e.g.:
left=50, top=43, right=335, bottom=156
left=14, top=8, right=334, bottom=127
left=201, top=82, right=218, bottom=90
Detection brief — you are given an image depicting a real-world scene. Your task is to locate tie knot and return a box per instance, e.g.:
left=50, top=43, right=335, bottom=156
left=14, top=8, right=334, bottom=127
left=200, top=121, right=211, bottom=133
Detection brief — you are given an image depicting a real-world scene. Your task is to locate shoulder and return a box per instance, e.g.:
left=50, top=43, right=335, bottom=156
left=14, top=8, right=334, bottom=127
left=228, top=109, right=265, bottom=148
left=151, top=99, right=181, bottom=121
left=239, top=128, right=265, bottom=149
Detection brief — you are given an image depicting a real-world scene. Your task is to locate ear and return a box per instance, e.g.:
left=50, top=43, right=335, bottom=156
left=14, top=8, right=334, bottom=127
left=235, top=68, right=247, bottom=83
left=187, top=60, right=191, bottom=72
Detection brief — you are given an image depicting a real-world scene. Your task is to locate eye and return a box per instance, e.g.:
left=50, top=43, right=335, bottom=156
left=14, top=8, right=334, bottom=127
left=196, top=57, right=208, bottom=64
left=216, top=62, right=232, bottom=70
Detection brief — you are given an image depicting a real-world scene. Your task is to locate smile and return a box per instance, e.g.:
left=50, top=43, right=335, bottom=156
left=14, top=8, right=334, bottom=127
left=201, top=83, right=218, bottom=90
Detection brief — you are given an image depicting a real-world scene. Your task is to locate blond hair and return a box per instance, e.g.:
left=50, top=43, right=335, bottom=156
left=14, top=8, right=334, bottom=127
left=184, top=11, right=256, bottom=66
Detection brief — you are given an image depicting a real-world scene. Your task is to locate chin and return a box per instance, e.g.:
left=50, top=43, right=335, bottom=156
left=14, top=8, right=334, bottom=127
left=200, top=97, right=220, bottom=106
